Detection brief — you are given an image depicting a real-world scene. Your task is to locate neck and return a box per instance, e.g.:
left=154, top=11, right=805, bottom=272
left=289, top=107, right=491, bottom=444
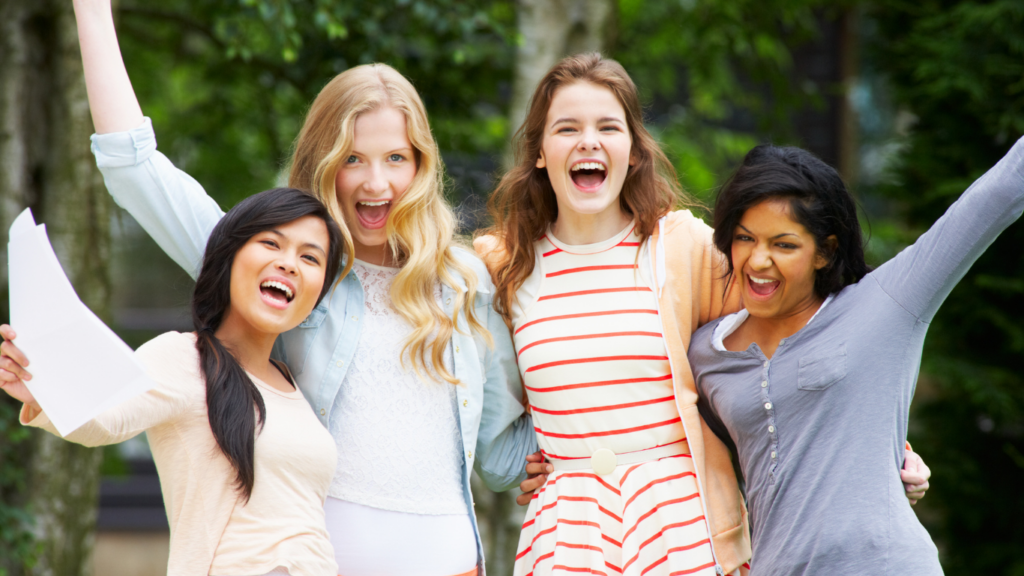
left=551, top=205, right=632, bottom=245
left=354, top=241, right=397, bottom=267
left=214, top=316, right=278, bottom=382
left=745, top=295, right=825, bottom=348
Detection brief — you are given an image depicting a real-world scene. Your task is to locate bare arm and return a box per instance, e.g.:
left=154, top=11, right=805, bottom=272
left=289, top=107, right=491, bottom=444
left=73, top=0, right=144, bottom=133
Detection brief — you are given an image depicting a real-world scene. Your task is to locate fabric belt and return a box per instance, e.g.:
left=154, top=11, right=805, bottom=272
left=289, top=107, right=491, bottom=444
left=548, top=442, right=689, bottom=475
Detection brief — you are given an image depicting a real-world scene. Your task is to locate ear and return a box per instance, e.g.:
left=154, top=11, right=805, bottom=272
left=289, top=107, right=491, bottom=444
left=536, top=150, right=547, bottom=170
left=814, top=235, right=838, bottom=270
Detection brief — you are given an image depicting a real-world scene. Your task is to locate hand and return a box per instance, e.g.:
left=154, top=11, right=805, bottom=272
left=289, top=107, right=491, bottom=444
left=0, top=325, right=39, bottom=410
left=516, top=451, right=552, bottom=506
left=901, top=447, right=931, bottom=505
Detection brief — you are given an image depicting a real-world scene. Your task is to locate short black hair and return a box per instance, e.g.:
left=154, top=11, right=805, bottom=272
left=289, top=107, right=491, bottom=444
left=712, top=145, right=870, bottom=299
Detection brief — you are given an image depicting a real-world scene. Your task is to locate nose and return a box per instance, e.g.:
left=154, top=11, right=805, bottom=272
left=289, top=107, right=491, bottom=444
left=576, top=126, right=602, bottom=152
left=365, top=162, right=389, bottom=195
left=276, top=254, right=298, bottom=275
left=749, top=244, right=773, bottom=270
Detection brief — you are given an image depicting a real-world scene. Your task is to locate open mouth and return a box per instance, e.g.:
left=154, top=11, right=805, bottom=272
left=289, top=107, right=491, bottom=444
left=747, top=275, right=780, bottom=298
left=260, top=280, right=294, bottom=308
left=355, top=200, right=391, bottom=229
left=570, top=161, right=607, bottom=191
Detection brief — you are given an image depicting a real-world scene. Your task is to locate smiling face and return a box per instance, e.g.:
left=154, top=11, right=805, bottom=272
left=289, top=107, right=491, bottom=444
left=335, top=106, right=418, bottom=264
left=537, top=82, right=634, bottom=227
left=221, top=215, right=331, bottom=338
left=731, top=198, right=832, bottom=319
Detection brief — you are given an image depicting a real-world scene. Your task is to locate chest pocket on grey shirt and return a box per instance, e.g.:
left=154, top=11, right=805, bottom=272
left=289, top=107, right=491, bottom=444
left=797, top=345, right=847, bottom=391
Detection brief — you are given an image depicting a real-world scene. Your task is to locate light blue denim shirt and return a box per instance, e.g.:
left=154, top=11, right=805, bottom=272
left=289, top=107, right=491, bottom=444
left=91, top=118, right=536, bottom=569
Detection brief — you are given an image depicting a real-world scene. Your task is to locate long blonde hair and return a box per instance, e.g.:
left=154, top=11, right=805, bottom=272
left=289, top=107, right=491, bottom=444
left=289, top=64, right=491, bottom=384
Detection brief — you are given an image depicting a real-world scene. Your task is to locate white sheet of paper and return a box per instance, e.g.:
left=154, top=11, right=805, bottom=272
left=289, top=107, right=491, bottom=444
left=8, top=208, right=153, bottom=436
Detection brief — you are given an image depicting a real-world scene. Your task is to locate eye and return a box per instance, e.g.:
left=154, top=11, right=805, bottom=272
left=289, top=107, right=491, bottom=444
left=556, top=126, right=577, bottom=134
left=600, top=125, right=622, bottom=132
left=734, top=233, right=753, bottom=242
left=775, top=242, right=798, bottom=250
left=302, top=254, right=321, bottom=265
left=389, top=153, right=405, bottom=162
left=260, top=239, right=279, bottom=248
left=346, top=155, right=359, bottom=163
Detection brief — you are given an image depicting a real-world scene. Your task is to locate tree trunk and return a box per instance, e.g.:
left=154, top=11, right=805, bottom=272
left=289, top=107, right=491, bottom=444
left=507, top=0, right=615, bottom=139
left=0, top=0, right=112, bottom=574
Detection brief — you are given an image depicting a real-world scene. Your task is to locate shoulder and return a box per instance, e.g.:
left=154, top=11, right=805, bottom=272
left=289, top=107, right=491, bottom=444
left=135, top=331, right=203, bottom=386
left=471, top=234, right=506, bottom=285
left=660, top=209, right=715, bottom=245
left=688, top=318, right=724, bottom=365
left=451, top=245, right=495, bottom=298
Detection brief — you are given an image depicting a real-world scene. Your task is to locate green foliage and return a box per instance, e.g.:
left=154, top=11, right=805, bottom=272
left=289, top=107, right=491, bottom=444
left=866, top=0, right=1024, bottom=572
left=0, top=398, right=38, bottom=574
left=613, top=0, right=839, bottom=205
left=117, top=0, right=516, bottom=208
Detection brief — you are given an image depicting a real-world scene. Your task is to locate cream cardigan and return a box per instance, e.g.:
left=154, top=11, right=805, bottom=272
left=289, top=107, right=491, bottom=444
left=21, top=331, right=338, bottom=576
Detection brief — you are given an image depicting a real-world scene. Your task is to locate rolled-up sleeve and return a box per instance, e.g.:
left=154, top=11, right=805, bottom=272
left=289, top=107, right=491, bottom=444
left=91, top=117, right=225, bottom=278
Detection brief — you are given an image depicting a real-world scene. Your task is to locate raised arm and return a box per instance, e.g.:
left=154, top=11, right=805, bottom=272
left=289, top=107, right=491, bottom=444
left=73, top=0, right=224, bottom=277
left=873, top=136, right=1024, bottom=322
left=73, top=0, right=143, bottom=133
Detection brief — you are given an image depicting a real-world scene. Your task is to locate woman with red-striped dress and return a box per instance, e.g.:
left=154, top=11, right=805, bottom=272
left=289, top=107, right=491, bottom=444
left=476, top=53, right=752, bottom=576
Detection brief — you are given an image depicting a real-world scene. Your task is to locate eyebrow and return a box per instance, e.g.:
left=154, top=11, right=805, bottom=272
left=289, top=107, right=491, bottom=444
left=551, top=116, right=626, bottom=127
left=737, top=224, right=800, bottom=240
left=267, top=229, right=327, bottom=256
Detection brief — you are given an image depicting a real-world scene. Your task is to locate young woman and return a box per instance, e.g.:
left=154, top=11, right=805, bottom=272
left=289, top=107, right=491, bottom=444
left=476, top=53, right=750, bottom=576
left=50, top=1, right=537, bottom=574
left=479, top=53, right=934, bottom=576
left=687, top=140, right=1024, bottom=574
left=0, top=188, right=345, bottom=575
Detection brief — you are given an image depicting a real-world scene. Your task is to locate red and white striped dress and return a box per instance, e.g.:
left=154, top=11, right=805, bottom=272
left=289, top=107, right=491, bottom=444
left=511, top=224, right=719, bottom=576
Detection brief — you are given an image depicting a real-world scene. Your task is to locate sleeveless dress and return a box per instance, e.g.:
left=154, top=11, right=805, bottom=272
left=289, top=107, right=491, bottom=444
left=512, top=224, right=719, bottom=576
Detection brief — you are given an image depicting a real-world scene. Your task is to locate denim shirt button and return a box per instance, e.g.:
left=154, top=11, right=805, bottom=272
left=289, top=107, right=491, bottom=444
left=320, top=408, right=326, bottom=416
left=336, top=361, right=343, bottom=367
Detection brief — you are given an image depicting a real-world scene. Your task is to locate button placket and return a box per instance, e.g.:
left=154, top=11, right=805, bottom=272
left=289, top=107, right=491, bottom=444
left=761, top=359, right=780, bottom=478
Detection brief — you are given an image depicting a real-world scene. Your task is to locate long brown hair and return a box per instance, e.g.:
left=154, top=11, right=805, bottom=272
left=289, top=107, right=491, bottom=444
left=483, top=52, right=686, bottom=322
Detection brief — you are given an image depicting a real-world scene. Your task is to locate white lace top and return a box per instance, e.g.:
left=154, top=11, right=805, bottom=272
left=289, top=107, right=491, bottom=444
left=327, top=260, right=468, bottom=516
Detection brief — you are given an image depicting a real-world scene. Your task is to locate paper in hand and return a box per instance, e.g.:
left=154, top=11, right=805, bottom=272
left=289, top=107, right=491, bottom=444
left=8, top=209, right=153, bottom=436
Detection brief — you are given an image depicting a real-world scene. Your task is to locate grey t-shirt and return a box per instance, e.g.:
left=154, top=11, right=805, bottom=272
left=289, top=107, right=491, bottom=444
left=688, top=136, right=1024, bottom=575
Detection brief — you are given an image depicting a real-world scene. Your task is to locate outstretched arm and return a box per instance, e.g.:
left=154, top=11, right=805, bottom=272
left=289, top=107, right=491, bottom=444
left=73, top=0, right=144, bottom=134
left=873, top=136, right=1024, bottom=322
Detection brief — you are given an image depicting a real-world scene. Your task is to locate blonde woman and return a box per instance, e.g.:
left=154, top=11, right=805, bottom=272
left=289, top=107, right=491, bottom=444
left=68, top=0, right=536, bottom=574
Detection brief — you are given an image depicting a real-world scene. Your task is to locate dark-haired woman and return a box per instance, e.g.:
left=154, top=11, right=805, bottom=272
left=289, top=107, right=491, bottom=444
left=688, top=137, right=1024, bottom=575
left=0, top=188, right=345, bottom=576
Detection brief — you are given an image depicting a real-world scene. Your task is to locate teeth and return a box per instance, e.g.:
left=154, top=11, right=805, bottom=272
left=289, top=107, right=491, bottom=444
left=571, top=162, right=606, bottom=172
left=358, top=200, right=389, bottom=206
left=750, top=277, right=776, bottom=284
left=261, top=280, right=293, bottom=300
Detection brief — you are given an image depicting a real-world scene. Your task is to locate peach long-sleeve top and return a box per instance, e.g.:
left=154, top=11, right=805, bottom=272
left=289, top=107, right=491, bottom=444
left=21, top=331, right=338, bottom=576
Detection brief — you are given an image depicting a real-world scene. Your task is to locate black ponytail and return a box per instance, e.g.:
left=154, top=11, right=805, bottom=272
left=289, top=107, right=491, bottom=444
left=191, top=188, right=344, bottom=501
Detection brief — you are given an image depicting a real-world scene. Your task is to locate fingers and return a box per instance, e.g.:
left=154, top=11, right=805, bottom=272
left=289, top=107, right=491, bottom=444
left=516, top=473, right=549, bottom=506
left=517, top=451, right=553, bottom=506
left=0, top=327, right=32, bottom=381
left=0, top=355, right=31, bottom=384
left=525, top=451, right=545, bottom=463
left=900, top=467, right=928, bottom=487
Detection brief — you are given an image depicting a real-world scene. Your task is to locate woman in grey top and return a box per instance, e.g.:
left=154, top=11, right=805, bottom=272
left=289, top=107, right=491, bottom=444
left=688, top=137, right=1024, bottom=575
